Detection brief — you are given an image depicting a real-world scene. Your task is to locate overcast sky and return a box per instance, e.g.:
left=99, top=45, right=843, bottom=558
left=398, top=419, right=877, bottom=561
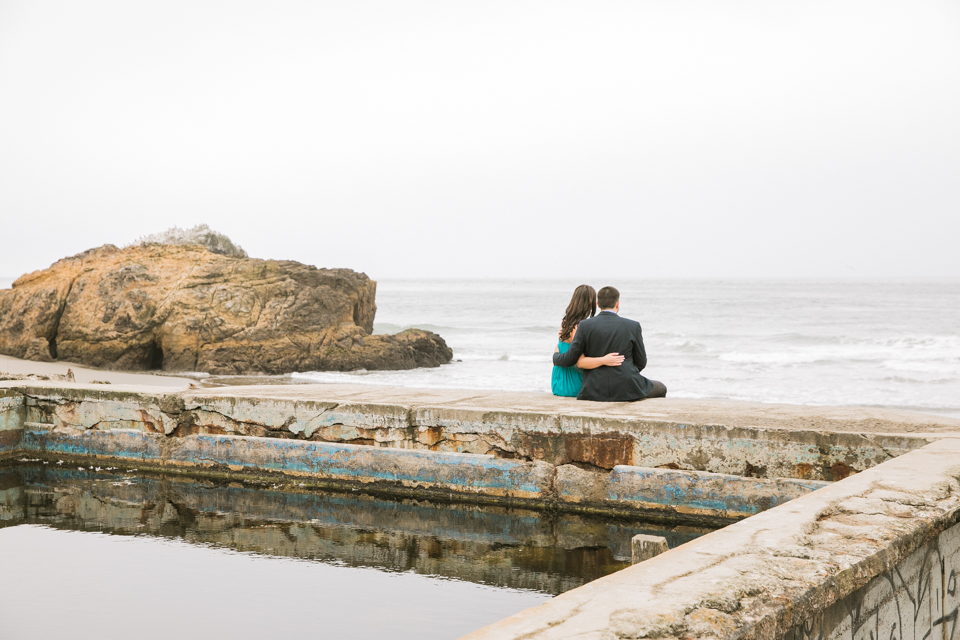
left=1, top=1, right=958, bottom=280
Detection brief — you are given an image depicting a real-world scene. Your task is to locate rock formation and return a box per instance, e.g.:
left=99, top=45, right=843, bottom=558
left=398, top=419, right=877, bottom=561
left=135, top=224, right=249, bottom=258
left=0, top=243, right=451, bottom=374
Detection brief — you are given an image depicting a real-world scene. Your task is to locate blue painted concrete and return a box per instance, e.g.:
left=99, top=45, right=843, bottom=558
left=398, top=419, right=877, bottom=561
left=12, top=426, right=829, bottom=520
left=171, top=434, right=552, bottom=496
left=607, top=465, right=829, bottom=516
left=22, top=427, right=162, bottom=462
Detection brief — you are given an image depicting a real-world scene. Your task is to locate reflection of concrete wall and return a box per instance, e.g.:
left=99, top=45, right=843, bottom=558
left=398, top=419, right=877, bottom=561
left=0, top=467, right=24, bottom=522
left=462, top=438, right=960, bottom=639
left=4, top=466, right=708, bottom=595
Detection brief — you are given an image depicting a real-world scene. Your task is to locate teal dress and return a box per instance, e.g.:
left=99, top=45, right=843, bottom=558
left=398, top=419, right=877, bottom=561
left=552, top=341, right=583, bottom=397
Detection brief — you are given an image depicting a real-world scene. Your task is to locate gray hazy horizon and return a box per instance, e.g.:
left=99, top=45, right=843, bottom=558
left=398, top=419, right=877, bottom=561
left=1, top=1, right=958, bottom=281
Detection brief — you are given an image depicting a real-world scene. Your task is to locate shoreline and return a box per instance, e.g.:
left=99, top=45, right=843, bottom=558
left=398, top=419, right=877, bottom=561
left=0, top=354, right=196, bottom=389
left=1, top=352, right=957, bottom=421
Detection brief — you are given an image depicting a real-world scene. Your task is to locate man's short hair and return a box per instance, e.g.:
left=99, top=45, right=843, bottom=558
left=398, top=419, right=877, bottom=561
left=597, top=286, right=620, bottom=310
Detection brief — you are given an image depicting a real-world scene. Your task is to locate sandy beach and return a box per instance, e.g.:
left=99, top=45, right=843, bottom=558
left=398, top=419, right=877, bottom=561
left=0, top=354, right=195, bottom=389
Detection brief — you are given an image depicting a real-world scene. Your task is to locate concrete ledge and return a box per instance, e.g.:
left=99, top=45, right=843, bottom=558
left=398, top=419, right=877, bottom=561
left=168, top=434, right=556, bottom=499
left=4, top=381, right=956, bottom=482
left=606, top=465, right=829, bottom=517
left=15, top=425, right=827, bottom=521
left=22, top=425, right=162, bottom=462
left=461, top=438, right=960, bottom=640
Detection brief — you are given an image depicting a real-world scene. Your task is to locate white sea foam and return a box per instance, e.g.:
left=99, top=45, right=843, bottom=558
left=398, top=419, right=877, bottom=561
left=882, top=360, right=959, bottom=374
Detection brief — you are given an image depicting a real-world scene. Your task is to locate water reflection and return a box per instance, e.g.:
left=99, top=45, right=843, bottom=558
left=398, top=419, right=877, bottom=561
left=0, top=464, right=710, bottom=595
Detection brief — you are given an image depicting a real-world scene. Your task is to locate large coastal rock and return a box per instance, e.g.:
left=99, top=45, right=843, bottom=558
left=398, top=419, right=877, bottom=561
left=0, top=244, right=451, bottom=374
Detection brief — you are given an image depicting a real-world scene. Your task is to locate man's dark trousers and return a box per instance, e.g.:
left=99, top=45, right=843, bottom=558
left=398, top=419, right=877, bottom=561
left=553, top=311, right=665, bottom=402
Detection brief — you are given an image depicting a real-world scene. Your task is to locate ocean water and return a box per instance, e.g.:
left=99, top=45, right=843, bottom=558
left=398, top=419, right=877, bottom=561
left=293, top=279, right=960, bottom=418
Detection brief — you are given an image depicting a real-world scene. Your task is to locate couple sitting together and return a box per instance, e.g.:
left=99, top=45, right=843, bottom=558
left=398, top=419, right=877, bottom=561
left=552, top=285, right=667, bottom=402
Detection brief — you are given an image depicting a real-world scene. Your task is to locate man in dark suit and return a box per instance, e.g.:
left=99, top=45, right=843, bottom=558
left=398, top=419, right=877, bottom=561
left=552, top=286, right=667, bottom=402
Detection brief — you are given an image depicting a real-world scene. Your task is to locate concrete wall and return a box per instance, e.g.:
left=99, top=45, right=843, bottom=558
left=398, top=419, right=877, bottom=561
left=0, top=382, right=874, bottom=521
left=786, top=522, right=960, bottom=640
left=462, top=438, right=960, bottom=640
left=0, top=388, right=22, bottom=456
left=5, top=382, right=940, bottom=481
left=17, top=424, right=825, bottom=523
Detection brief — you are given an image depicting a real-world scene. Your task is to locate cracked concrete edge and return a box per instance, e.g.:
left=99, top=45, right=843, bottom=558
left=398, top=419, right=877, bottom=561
left=12, top=425, right=825, bottom=521
left=4, top=381, right=959, bottom=435
left=458, top=438, right=960, bottom=640
left=0, top=383, right=949, bottom=483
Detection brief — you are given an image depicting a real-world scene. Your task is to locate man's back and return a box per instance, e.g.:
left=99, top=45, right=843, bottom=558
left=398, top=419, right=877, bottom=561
left=553, top=311, right=656, bottom=402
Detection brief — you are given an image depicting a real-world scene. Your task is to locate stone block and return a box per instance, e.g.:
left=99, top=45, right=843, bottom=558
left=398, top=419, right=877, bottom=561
left=631, top=534, right=668, bottom=564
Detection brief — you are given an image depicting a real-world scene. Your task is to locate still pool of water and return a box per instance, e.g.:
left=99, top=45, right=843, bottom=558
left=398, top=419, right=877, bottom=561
left=0, top=464, right=711, bottom=639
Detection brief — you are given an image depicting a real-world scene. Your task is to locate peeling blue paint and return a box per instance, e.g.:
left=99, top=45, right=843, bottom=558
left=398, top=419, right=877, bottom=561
left=172, top=434, right=550, bottom=495
left=22, top=427, right=161, bottom=461
left=605, top=465, right=829, bottom=516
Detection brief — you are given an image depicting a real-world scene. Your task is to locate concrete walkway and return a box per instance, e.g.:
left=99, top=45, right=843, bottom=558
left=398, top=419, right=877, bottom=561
left=195, top=383, right=960, bottom=437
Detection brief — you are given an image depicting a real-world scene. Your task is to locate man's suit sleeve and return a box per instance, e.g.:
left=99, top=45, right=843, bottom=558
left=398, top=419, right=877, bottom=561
left=553, top=328, right=586, bottom=368
left=633, top=322, right=648, bottom=372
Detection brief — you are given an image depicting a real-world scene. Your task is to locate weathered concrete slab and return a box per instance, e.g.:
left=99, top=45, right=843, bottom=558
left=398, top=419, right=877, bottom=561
left=0, top=389, right=22, bottom=458
left=167, top=434, right=555, bottom=499
left=605, top=465, right=829, bottom=517
left=187, top=383, right=960, bottom=434
left=0, top=388, right=23, bottom=433
left=12, top=423, right=827, bottom=521
left=24, top=425, right=163, bottom=462
left=460, top=438, right=960, bottom=640
left=16, top=385, right=177, bottom=433
left=2, top=381, right=958, bottom=518
left=631, top=534, right=669, bottom=564
left=551, top=463, right=830, bottom=521
left=5, top=381, right=954, bottom=482
left=172, top=385, right=960, bottom=480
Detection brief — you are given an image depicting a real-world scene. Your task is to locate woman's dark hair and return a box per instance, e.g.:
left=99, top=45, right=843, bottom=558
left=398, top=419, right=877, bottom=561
left=559, top=285, right=597, bottom=342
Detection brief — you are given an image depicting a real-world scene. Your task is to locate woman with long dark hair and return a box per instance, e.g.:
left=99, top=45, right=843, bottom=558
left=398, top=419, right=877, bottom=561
left=552, top=285, right=624, bottom=397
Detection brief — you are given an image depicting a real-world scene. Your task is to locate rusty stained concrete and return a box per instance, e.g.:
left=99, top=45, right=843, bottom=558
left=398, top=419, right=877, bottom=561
left=17, top=425, right=824, bottom=522
left=461, top=437, right=960, bottom=640
left=4, top=381, right=958, bottom=482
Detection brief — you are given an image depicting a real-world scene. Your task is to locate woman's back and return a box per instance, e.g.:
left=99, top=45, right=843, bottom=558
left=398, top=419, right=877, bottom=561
left=553, top=284, right=596, bottom=398
left=552, top=340, right=583, bottom=397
